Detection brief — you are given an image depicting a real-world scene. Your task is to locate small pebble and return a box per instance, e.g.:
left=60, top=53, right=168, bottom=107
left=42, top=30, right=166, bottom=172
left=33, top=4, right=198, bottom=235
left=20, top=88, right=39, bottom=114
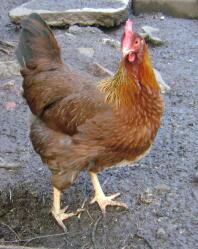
left=31, top=191, right=38, bottom=198
left=156, top=228, right=166, bottom=239
left=155, top=184, right=171, bottom=193
left=139, top=187, right=154, bottom=204
left=5, top=101, right=16, bottom=110
left=102, top=38, right=120, bottom=49
left=3, top=80, right=15, bottom=88
left=77, top=47, right=94, bottom=58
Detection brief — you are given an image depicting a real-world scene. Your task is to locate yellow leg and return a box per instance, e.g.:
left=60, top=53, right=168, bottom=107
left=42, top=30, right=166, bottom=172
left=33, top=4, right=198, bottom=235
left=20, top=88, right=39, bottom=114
left=89, top=171, right=128, bottom=214
left=53, top=186, right=61, bottom=212
left=51, top=187, right=83, bottom=231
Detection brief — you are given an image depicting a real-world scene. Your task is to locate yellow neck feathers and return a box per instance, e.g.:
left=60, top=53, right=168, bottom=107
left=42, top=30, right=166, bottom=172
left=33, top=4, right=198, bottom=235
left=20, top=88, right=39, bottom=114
left=98, top=44, right=160, bottom=107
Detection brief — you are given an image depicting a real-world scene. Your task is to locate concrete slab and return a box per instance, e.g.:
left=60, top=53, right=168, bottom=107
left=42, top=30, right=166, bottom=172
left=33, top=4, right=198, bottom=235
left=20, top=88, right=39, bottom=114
left=133, top=0, right=198, bottom=19
left=9, top=0, right=130, bottom=27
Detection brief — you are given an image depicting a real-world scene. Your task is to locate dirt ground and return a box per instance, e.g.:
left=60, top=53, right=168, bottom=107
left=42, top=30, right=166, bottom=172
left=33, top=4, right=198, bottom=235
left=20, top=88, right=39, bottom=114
left=0, top=1, right=198, bottom=249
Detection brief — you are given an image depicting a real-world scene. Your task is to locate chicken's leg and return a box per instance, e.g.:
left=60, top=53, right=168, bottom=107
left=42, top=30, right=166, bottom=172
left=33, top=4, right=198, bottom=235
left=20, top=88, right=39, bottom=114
left=51, top=187, right=83, bottom=231
left=89, top=171, right=128, bottom=214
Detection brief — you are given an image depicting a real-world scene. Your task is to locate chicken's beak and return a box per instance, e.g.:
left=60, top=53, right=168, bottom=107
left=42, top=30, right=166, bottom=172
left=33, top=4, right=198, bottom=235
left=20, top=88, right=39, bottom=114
left=122, top=49, right=136, bottom=63
left=122, top=48, right=135, bottom=57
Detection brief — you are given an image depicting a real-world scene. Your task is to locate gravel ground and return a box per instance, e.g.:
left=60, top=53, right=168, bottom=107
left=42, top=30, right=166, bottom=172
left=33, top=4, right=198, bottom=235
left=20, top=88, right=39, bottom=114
left=0, top=1, right=198, bottom=249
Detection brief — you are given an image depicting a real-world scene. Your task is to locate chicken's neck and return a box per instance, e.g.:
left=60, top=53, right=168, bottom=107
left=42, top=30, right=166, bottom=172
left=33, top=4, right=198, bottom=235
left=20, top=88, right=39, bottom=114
left=98, top=46, right=161, bottom=110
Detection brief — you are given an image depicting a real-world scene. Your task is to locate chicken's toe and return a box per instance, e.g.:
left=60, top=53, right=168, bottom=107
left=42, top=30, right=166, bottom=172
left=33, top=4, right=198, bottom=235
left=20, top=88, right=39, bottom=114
left=51, top=207, right=84, bottom=231
left=90, top=192, right=128, bottom=214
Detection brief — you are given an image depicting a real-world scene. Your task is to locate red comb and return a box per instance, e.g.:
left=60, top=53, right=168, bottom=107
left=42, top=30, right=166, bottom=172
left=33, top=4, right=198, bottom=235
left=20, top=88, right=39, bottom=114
left=121, top=19, right=134, bottom=52
left=124, top=19, right=133, bottom=33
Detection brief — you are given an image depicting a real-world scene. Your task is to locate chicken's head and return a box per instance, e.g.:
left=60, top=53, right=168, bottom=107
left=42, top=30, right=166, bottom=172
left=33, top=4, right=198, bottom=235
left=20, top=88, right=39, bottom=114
left=121, top=19, right=144, bottom=64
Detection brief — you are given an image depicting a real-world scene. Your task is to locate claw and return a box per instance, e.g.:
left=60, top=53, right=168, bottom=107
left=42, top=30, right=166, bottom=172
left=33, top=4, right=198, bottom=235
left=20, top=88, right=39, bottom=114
left=51, top=207, right=84, bottom=231
left=90, top=192, right=128, bottom=214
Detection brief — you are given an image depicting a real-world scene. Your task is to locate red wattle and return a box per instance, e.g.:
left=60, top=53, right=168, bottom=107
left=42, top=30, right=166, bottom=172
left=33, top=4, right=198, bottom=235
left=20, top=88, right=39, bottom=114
left=128, top=53, right=136, bottom=62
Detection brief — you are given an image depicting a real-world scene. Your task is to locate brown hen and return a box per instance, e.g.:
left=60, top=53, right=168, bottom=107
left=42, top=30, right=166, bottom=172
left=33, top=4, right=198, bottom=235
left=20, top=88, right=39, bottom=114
left=16, top=14, right=164, bottom=230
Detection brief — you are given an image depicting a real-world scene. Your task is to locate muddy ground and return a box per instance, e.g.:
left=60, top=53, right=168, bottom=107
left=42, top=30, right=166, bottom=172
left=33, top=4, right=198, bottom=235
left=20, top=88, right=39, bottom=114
left=0, top=1, right=198, bottom=249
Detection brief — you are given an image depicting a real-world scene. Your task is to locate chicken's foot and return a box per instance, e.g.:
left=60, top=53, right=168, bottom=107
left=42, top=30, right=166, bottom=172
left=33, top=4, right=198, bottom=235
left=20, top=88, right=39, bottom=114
left=51, top=187, right=83, bottom=231
left=89, top=171, right=128, bottom=214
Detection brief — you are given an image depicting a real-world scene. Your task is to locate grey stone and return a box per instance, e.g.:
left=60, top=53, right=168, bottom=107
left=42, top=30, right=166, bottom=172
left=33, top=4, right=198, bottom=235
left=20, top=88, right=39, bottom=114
left=141, top=26, right=164, bottom=46
left=9, top=0, right=130, bottom=27
left=147, top=36, right=164, bottom=46
left=87, top=62, right=113, bottom=77
left=0, top=60, right=20, bottom=79
left=133, top=0, right=198, bottom=19
left=153, top=68, right=171, bottom=93
left=142, top=25, right=159, bottom=35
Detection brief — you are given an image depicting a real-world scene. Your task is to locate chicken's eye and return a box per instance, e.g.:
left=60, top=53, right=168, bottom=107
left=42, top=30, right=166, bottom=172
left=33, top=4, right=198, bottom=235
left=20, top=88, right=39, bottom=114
left=134, top=39, right=140, bottom=45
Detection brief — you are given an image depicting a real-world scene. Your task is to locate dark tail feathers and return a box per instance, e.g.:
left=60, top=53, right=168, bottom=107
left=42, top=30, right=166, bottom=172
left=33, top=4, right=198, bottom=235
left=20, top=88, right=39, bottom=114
left=16, top=13, right=61, bottom=68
